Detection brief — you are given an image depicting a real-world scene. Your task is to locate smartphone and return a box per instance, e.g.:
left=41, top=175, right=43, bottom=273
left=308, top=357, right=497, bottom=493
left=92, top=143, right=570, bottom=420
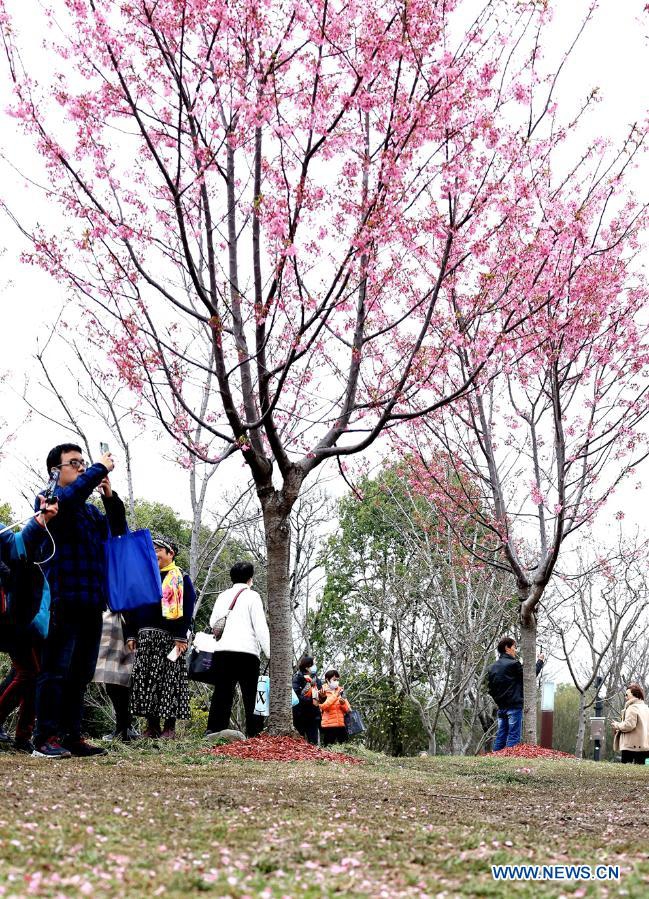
left=100, top=442, right=110, bottom=454
left=167, top=646, right=181, bottom=662
left=44, top=468, right=60, bottom=500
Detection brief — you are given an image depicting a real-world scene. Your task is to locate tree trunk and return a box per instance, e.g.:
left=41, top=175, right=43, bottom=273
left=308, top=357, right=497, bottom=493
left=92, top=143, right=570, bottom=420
left=519, top=596, right=539, bottom=744
left=574, top=691, right=587, bottom=759
left=189, top=514, right=200, bottom=585
left=448, top=653, right=467, bottom=755
left=124, top=444, right=135, bottom=526
left=261, top=492, right=296, bottom=735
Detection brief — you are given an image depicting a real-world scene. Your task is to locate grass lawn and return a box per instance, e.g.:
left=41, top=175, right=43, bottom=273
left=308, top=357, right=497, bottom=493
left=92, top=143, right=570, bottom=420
left=1, top=741, right=648, bottom=898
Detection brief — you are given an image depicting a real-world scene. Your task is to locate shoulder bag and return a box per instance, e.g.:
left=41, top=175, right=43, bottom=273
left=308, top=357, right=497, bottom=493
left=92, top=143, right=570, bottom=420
left=212, top=586, right=247, bottom=640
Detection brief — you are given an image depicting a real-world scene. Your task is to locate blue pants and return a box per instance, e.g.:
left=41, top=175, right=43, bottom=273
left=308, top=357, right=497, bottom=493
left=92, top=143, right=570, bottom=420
left=34, top=601, right=103, bottom=743
left=493, top=708, right=523, bottom=751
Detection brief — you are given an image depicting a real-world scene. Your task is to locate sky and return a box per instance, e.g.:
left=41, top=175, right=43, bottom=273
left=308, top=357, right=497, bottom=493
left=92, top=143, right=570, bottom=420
left=0, top=0, right=648, bottom=687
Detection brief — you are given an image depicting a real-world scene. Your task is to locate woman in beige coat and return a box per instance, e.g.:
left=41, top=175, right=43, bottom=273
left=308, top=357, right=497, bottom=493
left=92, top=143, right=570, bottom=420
left=612, top=683, right=649, bottom=764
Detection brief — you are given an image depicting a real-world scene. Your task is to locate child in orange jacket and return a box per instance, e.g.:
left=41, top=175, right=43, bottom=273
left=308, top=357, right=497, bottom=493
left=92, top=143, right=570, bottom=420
left=320, top=669, right=351, bottom=746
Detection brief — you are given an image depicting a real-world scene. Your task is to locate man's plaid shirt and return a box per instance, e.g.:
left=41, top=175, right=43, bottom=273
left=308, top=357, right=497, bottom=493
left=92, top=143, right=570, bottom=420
left=36, top=463, right=127, bottom=607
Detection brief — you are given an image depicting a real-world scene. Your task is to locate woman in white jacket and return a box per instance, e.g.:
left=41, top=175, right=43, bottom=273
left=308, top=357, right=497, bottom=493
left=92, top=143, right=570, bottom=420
left=205, top=561, right=270, bottom=738
left=612, top=683, right=649, bottom=764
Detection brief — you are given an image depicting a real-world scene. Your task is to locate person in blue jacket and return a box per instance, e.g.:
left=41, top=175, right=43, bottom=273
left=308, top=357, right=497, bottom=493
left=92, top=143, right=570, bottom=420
left=0, top=500, right=58, bottom=753
left=32, top=443, right=127, bottom=759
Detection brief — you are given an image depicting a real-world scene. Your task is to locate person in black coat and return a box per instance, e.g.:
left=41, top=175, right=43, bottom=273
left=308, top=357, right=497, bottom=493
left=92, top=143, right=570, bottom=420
left=292, top=655, right=322, bottom=745
left=487, top=636, right=545, bottom=750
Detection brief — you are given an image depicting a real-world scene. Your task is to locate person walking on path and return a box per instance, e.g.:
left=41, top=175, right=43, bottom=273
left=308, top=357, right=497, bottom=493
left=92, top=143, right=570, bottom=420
left=33, top=444, right=127, bottom=759
left=487, top=636, right=545, bottom=751
left=612, top=683, right=649, bottom=764
left=126, top=537, right=195, bottom=739
left=206, top=561, right=270, bottom=738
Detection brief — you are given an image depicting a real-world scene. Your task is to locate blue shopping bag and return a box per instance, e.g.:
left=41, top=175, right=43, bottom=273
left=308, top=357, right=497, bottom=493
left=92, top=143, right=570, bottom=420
left=104, top=528, right=161, bottom=612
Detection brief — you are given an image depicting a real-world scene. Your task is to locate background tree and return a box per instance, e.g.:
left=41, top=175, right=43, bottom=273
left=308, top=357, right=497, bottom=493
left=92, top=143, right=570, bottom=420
left=547, top=535, right=649, bottom=757
left=20, top=332, right=145, bottom=517
left=315, top=465, right=515, bottom=754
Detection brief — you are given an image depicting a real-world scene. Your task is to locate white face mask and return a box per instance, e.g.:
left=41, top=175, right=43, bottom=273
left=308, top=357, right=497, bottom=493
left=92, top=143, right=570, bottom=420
left=329, top=680, right=339, bottom=689
left=309, top=665, right=317, bottom=674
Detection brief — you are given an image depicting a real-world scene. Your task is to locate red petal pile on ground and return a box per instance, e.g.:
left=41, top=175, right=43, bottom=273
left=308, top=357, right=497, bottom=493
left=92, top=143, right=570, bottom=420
left=206, top=734, right=364, bottom=763
left=486, top=743, right=574, bottom=759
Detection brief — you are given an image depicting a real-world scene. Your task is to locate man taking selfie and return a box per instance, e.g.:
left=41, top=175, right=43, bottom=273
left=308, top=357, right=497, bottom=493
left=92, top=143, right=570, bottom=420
left=33, top=443, right=127, bottom=758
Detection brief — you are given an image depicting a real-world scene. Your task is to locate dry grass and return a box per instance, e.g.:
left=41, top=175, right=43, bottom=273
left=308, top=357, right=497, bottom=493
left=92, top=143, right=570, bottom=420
left=1, top=741, right=648, bottom=897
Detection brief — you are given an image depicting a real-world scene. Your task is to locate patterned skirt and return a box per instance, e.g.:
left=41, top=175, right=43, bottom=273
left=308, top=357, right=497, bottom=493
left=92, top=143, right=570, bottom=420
left=130, top=628, right=190, bottom=720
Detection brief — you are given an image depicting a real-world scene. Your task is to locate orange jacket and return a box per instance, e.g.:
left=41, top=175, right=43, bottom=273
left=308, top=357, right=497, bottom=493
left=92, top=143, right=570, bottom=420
left=320, top=686, right=351, bottom=729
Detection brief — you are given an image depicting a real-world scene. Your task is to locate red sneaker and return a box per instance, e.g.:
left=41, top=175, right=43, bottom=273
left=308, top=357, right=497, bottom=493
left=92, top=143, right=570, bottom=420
left=32, top=737, right=72, bottom=759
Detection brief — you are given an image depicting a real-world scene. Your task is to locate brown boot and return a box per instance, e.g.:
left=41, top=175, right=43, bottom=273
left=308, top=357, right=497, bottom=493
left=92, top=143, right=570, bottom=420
left=142, top=717, right=161, bottom=739
left=161, top=717, right=176, bottom=740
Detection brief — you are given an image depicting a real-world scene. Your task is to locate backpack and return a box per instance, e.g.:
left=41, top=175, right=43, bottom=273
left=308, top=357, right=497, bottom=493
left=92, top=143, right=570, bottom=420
left=0, top=531, right=51, bottom=651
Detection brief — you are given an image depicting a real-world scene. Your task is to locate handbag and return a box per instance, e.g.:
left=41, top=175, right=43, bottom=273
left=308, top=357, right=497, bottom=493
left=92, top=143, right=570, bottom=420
left=187, top=631, right=216, bottom=683
left=344, top=708, right=365, bottom=736
left=212, top=587, right=247, bottom=640
left=104, top=527, right=161, bottom=612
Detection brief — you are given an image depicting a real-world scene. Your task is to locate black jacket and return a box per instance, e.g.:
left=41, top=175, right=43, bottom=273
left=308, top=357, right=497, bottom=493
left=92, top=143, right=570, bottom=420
left=487, top=653, right=544, bottom=710
left=292, top=671, right=322, bottom=722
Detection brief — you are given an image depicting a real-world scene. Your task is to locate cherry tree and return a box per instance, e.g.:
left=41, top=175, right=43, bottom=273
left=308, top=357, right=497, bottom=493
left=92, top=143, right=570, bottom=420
left=0, top=0, right=633, bottom=730
left=405, top=120, right=649, bottom=740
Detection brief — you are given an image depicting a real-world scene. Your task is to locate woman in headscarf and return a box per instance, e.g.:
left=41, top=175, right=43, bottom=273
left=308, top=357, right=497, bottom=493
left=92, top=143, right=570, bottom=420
left=126, top=537, right=195, bottom=739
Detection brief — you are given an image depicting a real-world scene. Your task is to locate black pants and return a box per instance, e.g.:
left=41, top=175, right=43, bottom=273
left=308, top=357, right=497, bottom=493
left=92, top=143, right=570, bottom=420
left=105, top=683, right=133, bottom=734
left=621, top=750, right=649, bottom=764
left=207, top=651, right=264, bottom=737
left=34, top=602, right=103, bottom=743
left=293, top=712, right=320, bottom=746
left=322, top=726, right=347, bottom=746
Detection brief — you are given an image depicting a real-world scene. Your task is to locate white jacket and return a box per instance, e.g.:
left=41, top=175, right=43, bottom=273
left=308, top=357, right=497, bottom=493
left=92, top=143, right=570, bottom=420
left=208, top=584, right=270, bottom=659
